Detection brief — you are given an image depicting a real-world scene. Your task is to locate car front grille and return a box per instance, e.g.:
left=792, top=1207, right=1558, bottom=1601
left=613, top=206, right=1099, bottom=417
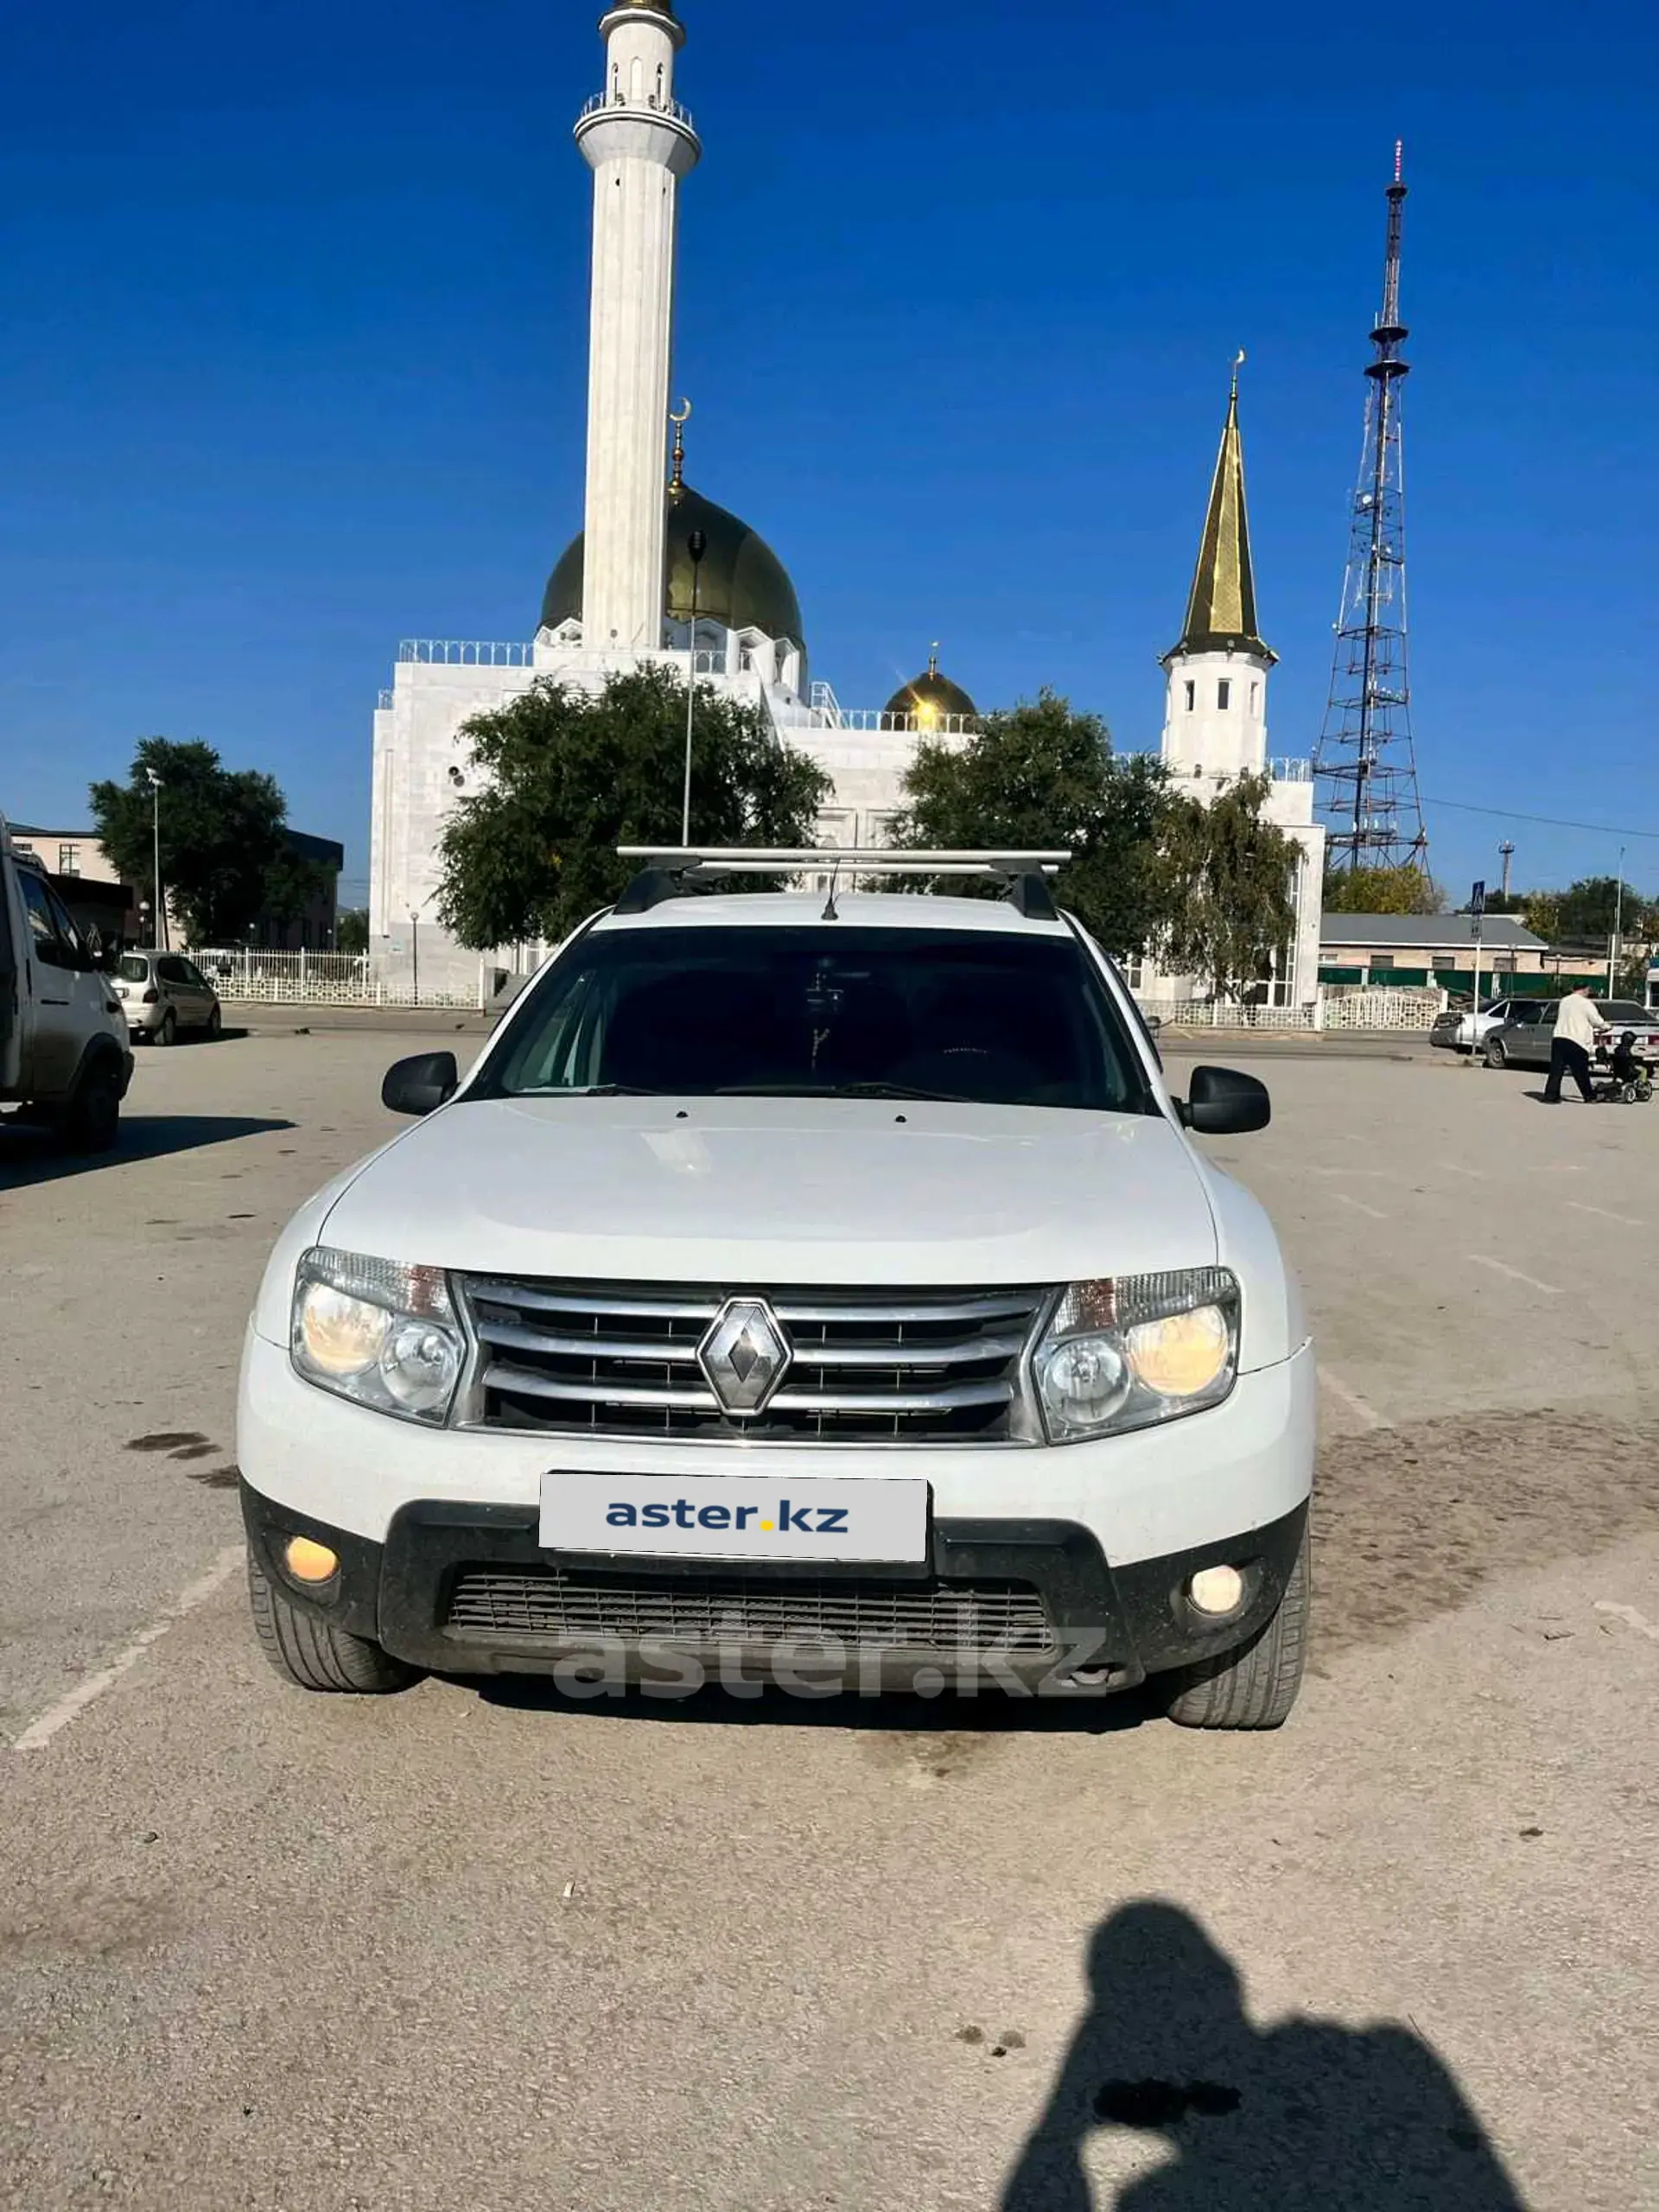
left=445, top=1566, right=1056, bottom=1654
left=457, top=1277, right=1048, bottom=1444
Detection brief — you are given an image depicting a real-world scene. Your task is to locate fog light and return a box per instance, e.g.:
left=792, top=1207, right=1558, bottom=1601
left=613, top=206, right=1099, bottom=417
left=285, top=1535, right=340, bottom=1584
left=1187, top=1564, right=1244, bottom=1616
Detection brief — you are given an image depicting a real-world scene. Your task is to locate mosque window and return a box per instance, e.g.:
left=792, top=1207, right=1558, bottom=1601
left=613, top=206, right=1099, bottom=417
left=1183, top=680, right=1195, bottom=711
left=1217, top=679, right=1231, bottom=710
left=1250, top=681, right=1260, bottom=713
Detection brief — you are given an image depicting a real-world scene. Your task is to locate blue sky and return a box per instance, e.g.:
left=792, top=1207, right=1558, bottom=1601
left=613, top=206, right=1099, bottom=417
left=1, top=0, right=1655, bottom=904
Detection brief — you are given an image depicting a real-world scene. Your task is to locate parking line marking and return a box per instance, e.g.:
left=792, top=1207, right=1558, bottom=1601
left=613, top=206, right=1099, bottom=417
left=1318, top=1365, right=1391, bottom=1431
left=1567, top=1201, right=1634, bottom=1225
left=1441, top=1162, right=1486, bottom=1179
left=1595, top=1601, right=1659, bottom=1643
left=1335, top=1192, right=1389, bottom=1220
left=1466, top=1254, right=1562, bottom=1295
left=10, top=1547, right=245, bottom=1754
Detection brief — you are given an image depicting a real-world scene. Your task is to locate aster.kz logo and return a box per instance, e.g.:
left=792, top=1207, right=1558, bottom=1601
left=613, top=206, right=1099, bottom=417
left=603, top=1497, right=849, bottom=1536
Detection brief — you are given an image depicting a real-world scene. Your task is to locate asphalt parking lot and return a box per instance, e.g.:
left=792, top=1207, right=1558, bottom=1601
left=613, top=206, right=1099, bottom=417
left=3, top=1031, right=1656, bottom=2210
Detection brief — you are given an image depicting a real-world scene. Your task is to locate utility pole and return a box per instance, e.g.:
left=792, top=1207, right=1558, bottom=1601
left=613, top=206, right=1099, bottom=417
left=1609, top=847, right=1626, bottom=996
left=144, top=767, right=167, bottom=950
left=1313, top=144, right=1429, bottom=872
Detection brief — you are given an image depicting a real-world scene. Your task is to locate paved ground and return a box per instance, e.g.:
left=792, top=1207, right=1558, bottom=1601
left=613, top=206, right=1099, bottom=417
left=2, top=1033, right=1656, bottom=2210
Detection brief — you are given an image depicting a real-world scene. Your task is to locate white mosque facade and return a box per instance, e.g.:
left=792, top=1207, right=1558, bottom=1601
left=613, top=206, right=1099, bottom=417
left=369, top=0, right=1323, bottom=1005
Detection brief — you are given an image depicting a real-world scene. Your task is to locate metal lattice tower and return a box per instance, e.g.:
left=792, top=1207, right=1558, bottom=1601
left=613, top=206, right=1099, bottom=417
left=1313, top=143, right=1429, bottom=871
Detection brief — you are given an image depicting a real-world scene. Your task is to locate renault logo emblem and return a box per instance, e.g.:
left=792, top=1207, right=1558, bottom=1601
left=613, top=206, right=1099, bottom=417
left=698, top=1297, right=791, bottom=1416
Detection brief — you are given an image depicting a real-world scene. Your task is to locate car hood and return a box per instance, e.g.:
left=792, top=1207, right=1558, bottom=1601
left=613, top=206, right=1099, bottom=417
left=319, top=1096, right=1219, bottom=1286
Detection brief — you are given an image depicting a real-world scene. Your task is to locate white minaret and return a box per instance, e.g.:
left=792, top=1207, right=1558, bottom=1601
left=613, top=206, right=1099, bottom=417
left=1160, top=358, right=1276, bottom=791
left=574, top=3, right=701, bottom=652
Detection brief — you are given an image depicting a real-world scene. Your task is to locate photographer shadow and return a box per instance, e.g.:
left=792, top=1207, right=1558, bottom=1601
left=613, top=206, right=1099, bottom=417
left=1001, top=1902, right=1527, bottom=2211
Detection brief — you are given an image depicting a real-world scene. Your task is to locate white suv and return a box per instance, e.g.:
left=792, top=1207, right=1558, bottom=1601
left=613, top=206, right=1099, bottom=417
left=238, top=855, right=1315, bottom=1728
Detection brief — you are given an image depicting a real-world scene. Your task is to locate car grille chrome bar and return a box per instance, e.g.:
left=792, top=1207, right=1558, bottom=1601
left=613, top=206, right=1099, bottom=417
left=459, top=1276, right=1051, bottom=1445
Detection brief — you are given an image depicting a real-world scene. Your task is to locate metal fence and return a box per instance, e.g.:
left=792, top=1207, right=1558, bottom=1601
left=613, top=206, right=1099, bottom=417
left=193, top=953, right=1446, bottom=1031
left=1139, top=987, right=1443, bottom=1033
left=1140, top=1000, right=1320, bottom=1033
left=195, top=950, right=490, bottom=1011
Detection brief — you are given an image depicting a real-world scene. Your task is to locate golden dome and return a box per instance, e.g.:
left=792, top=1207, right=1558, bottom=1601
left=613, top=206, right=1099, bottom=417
left=540, top=484, right=805, bottom=652
left=883, top=648, right=978, bottom=727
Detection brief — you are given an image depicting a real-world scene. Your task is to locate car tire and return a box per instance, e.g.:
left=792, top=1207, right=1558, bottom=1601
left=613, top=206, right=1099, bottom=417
left=59, top=1058, right=123, bottom=1154
left=157, top=1008, right=177, bottom=1048
left=1483, top=1038, right=1507, bottom=1069
left=206, top=1005, right=222, bottom=1039
left=247, top=1555, right=421, bottom=1694
left=1164, top=1525, right=1310, bottom=1731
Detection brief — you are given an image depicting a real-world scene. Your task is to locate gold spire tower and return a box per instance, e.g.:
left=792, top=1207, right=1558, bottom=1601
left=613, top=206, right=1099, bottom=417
left=1168, top=355, right=1274, bottom=664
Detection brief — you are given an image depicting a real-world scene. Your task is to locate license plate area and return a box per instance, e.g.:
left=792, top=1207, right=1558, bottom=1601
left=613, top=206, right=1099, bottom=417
left=537, top=1471, right=929, bottom=1564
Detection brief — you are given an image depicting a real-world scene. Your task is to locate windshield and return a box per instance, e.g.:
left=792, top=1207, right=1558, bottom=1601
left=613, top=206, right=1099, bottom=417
left=480, top=925, right=1150, bottom=1112
left=118, top=955, right=150, bottom=982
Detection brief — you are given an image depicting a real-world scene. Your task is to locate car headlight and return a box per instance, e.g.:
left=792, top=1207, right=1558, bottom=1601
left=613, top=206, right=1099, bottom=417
left=290, top=1247, right=465, bottom=1424
left=1033, top=1268, right=1239, bottom=1442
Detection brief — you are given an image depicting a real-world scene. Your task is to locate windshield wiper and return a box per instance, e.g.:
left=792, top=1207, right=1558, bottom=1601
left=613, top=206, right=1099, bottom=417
left=715, top=1081, right=968, bottom=1103
left=516, top=1084, right=664, bottom=1097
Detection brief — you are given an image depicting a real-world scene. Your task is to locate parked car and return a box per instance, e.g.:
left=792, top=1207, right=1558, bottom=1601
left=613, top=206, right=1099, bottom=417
left=238, top=849, right=1316, bottom=1732
left=1, top=817, right=132, bottom=1150
left=1483, top=998, right=1659, bottom=1071
left=114, top=950, right=222, bottom=1044
left=1429, top=996, right=1530, bottom=1054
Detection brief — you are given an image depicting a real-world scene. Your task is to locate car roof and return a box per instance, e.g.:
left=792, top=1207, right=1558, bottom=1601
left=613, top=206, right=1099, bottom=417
left=590, top=890, right=1072, bottom=938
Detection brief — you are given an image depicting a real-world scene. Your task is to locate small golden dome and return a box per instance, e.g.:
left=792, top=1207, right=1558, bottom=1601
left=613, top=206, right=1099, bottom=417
left=883, top=648, right=978, bottom=727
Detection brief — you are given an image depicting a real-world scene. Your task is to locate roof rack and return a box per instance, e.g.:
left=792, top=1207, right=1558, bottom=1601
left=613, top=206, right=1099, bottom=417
left=612, top=848, right=1071, bottom=920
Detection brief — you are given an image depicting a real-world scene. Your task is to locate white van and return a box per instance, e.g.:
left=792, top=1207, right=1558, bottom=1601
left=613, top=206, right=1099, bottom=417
left=1, top=814, right=133, bottom=1151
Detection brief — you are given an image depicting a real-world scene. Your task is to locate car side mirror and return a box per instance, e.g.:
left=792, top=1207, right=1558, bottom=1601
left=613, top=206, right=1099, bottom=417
left=381, top=1051, right=460, bottom=1116
left=1180, top=1065, right=1271, bottom=1135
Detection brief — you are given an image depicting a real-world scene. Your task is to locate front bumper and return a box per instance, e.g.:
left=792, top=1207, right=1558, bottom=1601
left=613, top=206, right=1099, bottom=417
left=240, top=1478, right=1309, bottom=1695
left=238, top=1327, right=1316, bottom=1694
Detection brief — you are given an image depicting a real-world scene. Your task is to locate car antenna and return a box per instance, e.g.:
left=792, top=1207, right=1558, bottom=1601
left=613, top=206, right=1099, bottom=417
left=821, top=853, right=844, bottom=923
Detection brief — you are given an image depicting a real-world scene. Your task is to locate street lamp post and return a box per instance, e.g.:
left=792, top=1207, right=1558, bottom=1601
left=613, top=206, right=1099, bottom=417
left=681, top=528, right=709, bottom=846
left=144, top=768, right=166, bottom=950
left=1609, top=845, right=1626, bottom=996
left=410, top=908, right=423, bottom=1006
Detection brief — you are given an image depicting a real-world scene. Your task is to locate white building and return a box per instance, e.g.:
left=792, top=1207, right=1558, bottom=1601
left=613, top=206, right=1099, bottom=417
left=370, top=1, right=1321, bottom=1005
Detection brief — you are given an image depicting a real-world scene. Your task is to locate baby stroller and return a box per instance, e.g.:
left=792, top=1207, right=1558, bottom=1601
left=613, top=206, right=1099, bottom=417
left=1592, top=1031, right=1655, bottom=1104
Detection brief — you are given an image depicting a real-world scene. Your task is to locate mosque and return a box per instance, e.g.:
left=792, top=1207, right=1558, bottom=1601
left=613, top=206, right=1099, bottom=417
left=368, top=0, right=1324, bottom=1005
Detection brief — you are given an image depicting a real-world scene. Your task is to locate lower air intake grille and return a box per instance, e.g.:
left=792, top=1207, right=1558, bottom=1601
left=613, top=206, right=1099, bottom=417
left=446, top=1567, right=1055, bottom=1655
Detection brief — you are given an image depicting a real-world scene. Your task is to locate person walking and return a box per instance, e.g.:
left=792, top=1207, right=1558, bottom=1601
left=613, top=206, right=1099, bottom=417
left=1543, top=984, right=1609, bottom=1103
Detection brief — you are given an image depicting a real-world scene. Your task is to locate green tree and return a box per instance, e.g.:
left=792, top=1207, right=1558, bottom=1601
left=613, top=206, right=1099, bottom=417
left=1556, top=875, right=1649, bottom=942
left=434, top=668, right=830, bottom=948
left=887, top=691, right=1174, bottom=956
left=258, top=844, right=333, bottom=931
left=336, top=907, right=370, bottom=955
left=1321, top=863, right=1444, bottom=916
left=1161, top=772, right=1300, bottom=1000
left=89, top=739, right=289, bottom=945
left=1516, top=889, right=1562, bottom=943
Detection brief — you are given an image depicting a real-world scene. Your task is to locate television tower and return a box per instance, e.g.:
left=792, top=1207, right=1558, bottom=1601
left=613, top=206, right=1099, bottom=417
left=1313, top=143, right=1429, bottom=870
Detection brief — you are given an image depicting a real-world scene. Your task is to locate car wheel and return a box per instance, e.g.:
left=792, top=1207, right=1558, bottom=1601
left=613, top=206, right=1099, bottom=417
left=60, top=1059, right=123, bottom=1154
left=1484, top=1038, right=1507, bottom=1069
left=157, top=1008, right=177, bottom=1048
left=206, top=1004, right=222, bottom=1039
left=247, top=1555, right=421, bottom=1695
left=1165, top=1525, right=1310, bottom=1731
